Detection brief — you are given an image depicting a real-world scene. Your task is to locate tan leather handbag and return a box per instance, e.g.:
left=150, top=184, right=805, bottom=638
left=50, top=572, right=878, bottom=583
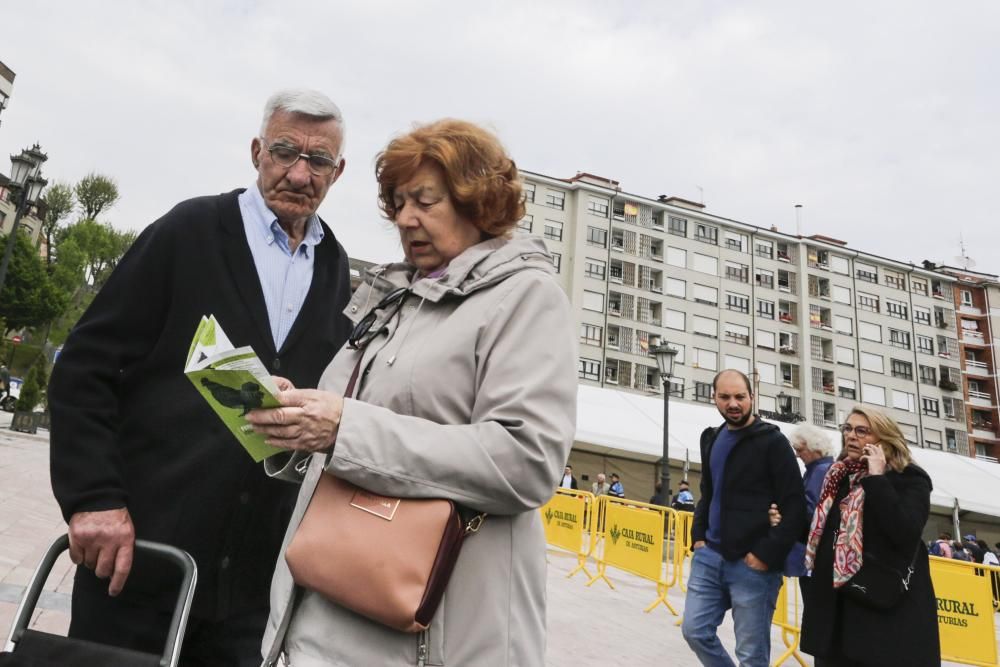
left=284, top=358, right=485, bottom=633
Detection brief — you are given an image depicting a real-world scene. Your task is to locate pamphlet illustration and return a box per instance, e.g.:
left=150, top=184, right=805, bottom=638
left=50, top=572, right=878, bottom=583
left=185, top=315, right=283, bottom=462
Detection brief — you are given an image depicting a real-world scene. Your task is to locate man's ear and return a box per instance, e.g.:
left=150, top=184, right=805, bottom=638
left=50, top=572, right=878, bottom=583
left=251, top=137, right=262, bottom=169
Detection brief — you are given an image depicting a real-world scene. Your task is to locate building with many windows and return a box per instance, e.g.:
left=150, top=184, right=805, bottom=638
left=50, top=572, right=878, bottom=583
left=522, top=169, right=977, bottom=458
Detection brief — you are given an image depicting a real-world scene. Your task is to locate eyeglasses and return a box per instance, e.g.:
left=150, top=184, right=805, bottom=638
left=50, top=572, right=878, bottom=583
left=839, top=424, right=872, bottom=438
left=348, top=287, right=410, bottom=350
left=260, top=139, right=340, bottom=176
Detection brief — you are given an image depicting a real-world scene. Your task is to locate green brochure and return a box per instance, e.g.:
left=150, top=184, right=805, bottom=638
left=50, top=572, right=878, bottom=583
left=185, top=315, right=283, bottom=462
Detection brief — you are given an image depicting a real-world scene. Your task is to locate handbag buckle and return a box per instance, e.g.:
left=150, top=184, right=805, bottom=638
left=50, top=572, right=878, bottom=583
left=465, top=514, right=485, bottom=534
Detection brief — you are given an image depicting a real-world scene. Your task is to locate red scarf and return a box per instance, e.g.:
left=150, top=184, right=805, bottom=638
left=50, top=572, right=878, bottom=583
left=804, top=458, right=868, bottom=587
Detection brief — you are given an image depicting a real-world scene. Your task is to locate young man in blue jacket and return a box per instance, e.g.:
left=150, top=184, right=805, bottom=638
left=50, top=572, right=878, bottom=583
left=682, top=370, right=806, bottom=667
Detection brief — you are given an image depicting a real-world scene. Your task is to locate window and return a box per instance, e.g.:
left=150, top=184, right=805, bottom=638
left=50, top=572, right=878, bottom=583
left=666, top=246, right=686, bottom=268
left=885, top=270, right=905, bottom=290
left=891, top=359, right=913, bottom=380
left=551, top=252, right=561, bottom=273
left=668, top=216, right=687, bottom=237
left=523, top=183, right=535, bottom=203
left=757, top=299, right=775, bottom=319
left=859, top=321, right=882, bottom=342
left=925, top=428, right=942, bottom=450
left=922, top=397, right=940, bottom=417
left=724, top=231, right=748, bottom=252
left=916, top=335, right=934, bottom=355
left=862, top=383, right=886, bottom=406
left=665, top=277, right=686, bottom=299
left=692, top=348, right=718, bottom=371
left=578, top=358, right=601, bottom=381
left=582, top=290, right=603, bottom=312
left=726, top=292, right=750, bottom=313
left=584, top=258, right=606, bottom=280
left=885, top=299, right=908, bottom=319
left=856, top=262, right=878, bottom=283
left=755, top=268, right=774, bottom=290
left=724, top=323, right=750, bottom=346
left=693, top=284, right=718, bottom=305
left=830, top=255, right=850, bottom=274
left=694, top=223, right=718, bottom=244
left=913, top=306, right=931, bottom=326
left=664, top=309, right=686, bottom=330
left=545, top=190, right=565, bottom=210
left=911, top=278, right=928, bottom=295
left=724, top=354, right=750, bottom=373
left=692, top=253, right=718, bottom=275
left=587, top=198, right=609, bottom=217
left=832, top=285, right=851, bottom=304
left=517, top=214, right=533, bottom=233
left=725, top=261, right=749, bottom=283
left=836, top=346, right=855, bottom=366
left=919, top=365, right=936, bottom=385
left=587, top=226, right=608, bottom=247
left=755, top=240, right=773, bottom=259
left=960, top=289, right=973, bottom=306
left=888, top=329, right=911, bottom=349
left=580, top=324, right=602, bottom=346
left=758, top=362, right=776, bottom=384
left=861, top=352, right=884, bottom=374
left=543, top=220, right=563, bottom=241
left=858, top=292, right=879, bottom=313
left=757, top=330, right=776, bottom=350
left=693, top=315, right=718, bottom=338
left=695, top=381, right=713, bottom=403
left=892, top=390, right=915, bottom=412
left=833, top=315, right=853, bottom=335
left=838, top=378, right=857, bottom=400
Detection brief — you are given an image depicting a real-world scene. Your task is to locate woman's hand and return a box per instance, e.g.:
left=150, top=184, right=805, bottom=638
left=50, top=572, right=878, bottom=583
left=863, top=442, right=887, bottom=475
left=272, top=376, right=296, bottom=392
left=768, top=503, right=782, bottom=527
left=246, top=388, right=344, bottom=453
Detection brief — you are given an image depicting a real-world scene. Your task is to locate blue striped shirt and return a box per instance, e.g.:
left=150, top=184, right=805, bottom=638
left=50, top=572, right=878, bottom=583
left=238, top=184, right=325, bottom=350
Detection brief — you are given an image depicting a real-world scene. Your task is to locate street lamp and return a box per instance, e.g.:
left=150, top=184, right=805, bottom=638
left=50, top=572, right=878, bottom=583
left=777, top=391, right=788, bottom=416
left=651, top=338, right=678, bottom=503
left=0, top=144, right=48, bottom=297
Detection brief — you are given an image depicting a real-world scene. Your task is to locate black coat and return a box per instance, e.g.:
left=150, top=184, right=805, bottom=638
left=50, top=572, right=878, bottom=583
left=691, top=419, right=806, bottom=570
left=799, top=464, right=940, bottom=666
left=48, top=190, right=353, bottom=620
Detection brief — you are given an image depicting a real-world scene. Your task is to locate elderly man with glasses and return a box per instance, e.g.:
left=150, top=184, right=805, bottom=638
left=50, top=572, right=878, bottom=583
left=48, top=89, right=354, bottom=666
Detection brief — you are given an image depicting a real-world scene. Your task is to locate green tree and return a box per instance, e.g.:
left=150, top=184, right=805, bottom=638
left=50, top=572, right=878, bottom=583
left=15, top=361, right=45, bottom=412
left=59, top=219, right=136, bottom=289
left=39, top=182, right=75, bottom=266
left=0, top=231, right=67, bottom=334
left=74, top=172, right=120, bottom=220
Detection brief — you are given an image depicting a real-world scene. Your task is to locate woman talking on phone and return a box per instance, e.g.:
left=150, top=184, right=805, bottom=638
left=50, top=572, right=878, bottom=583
left=773, top=406, right=939, bottom=666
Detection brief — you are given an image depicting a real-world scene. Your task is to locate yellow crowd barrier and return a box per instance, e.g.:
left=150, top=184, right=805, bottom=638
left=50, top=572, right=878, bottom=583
left=771, top=578, right=806, bottom=667
left=539, top=489, right=598, bottom=580
left=930, top=555, right=1000, bottom=667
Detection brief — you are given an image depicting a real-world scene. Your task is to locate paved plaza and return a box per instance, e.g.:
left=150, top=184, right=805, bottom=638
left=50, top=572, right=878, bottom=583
left=0, top=413, right=981, bottom=666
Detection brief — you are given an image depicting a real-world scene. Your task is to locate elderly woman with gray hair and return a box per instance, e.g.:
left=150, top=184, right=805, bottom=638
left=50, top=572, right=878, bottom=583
left=780, top=424, right=837, bottom=577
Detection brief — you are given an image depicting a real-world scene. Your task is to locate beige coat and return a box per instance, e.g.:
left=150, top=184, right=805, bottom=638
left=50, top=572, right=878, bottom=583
left=261, top=236, right=577, bottom=666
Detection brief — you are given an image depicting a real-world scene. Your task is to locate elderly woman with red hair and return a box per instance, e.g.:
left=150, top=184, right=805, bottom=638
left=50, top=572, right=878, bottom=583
left=250, top=119, right=577, bottom=666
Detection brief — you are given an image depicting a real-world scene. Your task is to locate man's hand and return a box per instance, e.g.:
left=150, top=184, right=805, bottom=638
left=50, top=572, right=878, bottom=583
left=744, top=552, right=768, bottom=571
left=692, top=540, right=706, bottom=550
left=68, top=508, right=135, bottom=597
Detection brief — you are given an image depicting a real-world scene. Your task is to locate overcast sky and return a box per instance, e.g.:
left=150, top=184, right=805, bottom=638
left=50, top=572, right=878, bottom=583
left=2, top=1, right=998, bottom=274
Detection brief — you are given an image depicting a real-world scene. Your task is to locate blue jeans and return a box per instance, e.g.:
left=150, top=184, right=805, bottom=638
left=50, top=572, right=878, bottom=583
left=681, top=545, right=783, bottom=667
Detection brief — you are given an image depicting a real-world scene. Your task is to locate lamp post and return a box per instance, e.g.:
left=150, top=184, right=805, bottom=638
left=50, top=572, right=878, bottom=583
left=0, top=144, right=48, bottom=296
left=651, top=338, right=678, bottom=502
left=777, top=391, right=788, bottom=416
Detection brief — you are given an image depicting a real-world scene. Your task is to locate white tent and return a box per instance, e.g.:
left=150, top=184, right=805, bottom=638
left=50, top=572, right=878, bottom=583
left=575, top=384, right=1000, bottom=522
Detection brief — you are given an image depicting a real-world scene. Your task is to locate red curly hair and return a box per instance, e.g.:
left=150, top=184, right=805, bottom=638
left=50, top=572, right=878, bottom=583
left=375, top=119, right=525, bottom=237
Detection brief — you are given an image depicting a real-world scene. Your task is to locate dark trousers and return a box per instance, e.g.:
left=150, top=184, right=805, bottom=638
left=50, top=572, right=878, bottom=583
left=69, top=584, right=268, bottom=667
left=814, top=658, right=871, bottom=667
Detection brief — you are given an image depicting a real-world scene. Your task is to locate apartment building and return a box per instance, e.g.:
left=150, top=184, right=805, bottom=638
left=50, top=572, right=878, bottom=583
left=522, top=170, right=972, bottom=457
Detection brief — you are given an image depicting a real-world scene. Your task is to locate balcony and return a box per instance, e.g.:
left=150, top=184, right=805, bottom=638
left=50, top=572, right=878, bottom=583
left=938, top=378, right=959, bottom=392
left=972, top=424, right=998, bottom=440
left=966, top=359, right=990, bottom=377
left=959, top=304, right=984, bottom=316
left=962, top=330, right=986, bottom=346
left=779, top=313, right=794, bottom=324
left=968, top=389, right=993, bottom=408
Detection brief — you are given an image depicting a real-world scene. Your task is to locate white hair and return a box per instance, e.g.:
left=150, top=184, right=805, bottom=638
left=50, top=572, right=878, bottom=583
left=259, top=89, right=346, bottom=151
left=790, top=423, right=839, bottom=458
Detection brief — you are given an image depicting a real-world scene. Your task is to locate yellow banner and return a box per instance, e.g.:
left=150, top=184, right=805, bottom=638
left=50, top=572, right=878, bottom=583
left=603, top=502, right=664, bottom=581
left=540, top=493, right=586, bottom=554
left=929, top=557, right=998, bottom=666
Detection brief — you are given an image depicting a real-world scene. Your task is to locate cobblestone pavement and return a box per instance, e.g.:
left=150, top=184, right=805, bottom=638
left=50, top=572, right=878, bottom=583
left=0, top=413, right=982, bottom=665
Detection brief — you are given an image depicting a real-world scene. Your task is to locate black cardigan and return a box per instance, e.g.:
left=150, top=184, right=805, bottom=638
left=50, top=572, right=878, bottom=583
left=48, top=190, right=353, bottom=620
left=691, top=418, right=806, bottom=570
left=799, top=465, right=940, bottom=666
